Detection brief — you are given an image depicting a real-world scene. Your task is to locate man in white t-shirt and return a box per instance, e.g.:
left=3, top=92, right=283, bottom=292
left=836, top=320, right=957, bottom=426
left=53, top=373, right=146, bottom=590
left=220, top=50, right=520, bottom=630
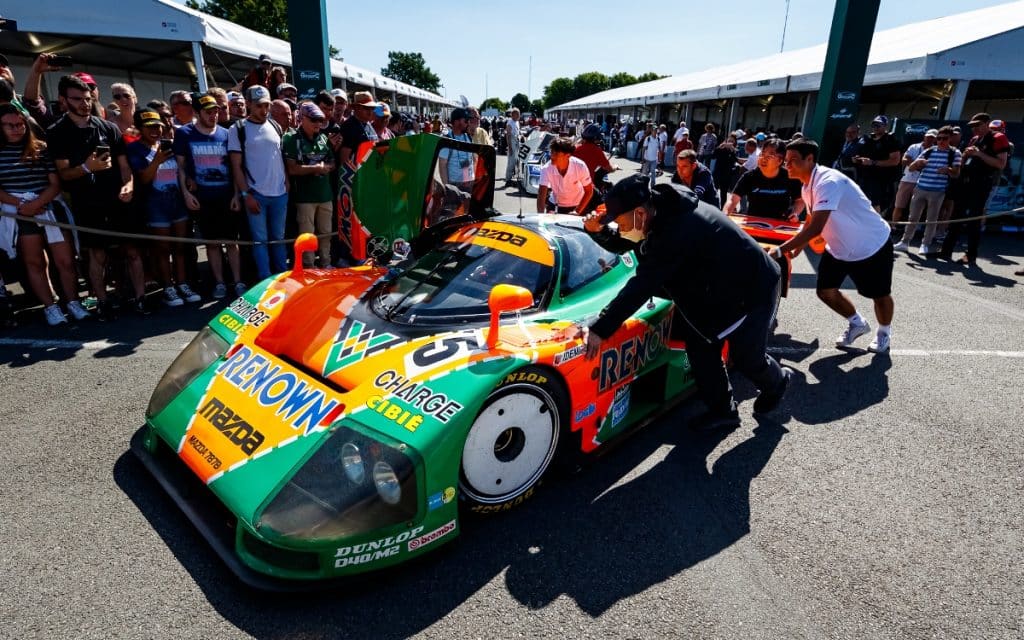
left=228, top=84, right=288, bottom=280
left=892, top=129, right=935, bottom=227
left=504, top=108, right=521, bottom=185
left=774, top=139, right=895, bottom=353
left=537, top=136, right=593, bottom=214
left=640, top=124, right=663, bottom=189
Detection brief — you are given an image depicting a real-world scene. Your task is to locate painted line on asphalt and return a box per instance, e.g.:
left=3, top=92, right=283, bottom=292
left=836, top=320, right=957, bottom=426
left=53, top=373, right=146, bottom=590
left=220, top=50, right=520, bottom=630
left=0, top=337, right=188, bottom=351
left=769, top=346, right=1024, bottom=358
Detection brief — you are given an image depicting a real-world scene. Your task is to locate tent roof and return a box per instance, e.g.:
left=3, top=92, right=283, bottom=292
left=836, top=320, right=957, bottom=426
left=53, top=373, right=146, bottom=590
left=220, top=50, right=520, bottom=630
left=3, top=0, right=454, bottom=104
left=549, top=0, right=1024, bottom=111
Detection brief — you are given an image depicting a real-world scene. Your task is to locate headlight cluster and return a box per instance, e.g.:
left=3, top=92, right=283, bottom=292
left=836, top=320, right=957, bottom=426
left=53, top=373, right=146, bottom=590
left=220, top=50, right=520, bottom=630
left=256, top=426, right=418, bottom=543
left=147, top=327, right=229, bottom=418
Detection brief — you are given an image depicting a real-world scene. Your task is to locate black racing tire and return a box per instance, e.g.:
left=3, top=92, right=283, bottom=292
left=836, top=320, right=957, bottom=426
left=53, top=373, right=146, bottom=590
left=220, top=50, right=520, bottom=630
left=459, top=366, right=569, bottom=515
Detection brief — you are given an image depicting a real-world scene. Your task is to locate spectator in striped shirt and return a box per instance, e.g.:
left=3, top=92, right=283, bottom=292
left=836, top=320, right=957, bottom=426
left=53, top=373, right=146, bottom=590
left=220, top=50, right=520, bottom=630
left=894, top=126, right=961, bottom=255
left=0, top=104, right=88, bottom=325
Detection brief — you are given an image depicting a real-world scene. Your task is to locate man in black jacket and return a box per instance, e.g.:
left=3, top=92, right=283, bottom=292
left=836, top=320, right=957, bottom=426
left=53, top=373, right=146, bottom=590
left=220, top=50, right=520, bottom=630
left=581, top=175, right=792, bottom=430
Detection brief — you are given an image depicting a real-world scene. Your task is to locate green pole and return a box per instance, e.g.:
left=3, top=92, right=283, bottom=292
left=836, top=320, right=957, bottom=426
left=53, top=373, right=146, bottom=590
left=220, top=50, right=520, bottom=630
left=286, top=0, right=331, bottom=101
left=807, top=0, right=881, bottom=165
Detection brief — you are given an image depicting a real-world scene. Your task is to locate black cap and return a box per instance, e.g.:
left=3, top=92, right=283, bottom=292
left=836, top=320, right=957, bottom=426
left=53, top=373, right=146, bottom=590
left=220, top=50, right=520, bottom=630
left=967, top=112, right=991, bottom=126
left=599, top=174, right=651, bottom=224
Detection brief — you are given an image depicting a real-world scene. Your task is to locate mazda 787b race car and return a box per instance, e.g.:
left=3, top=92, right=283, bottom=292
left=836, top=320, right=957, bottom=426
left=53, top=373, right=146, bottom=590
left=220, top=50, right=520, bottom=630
left=132, top=134, right=787, bottom=589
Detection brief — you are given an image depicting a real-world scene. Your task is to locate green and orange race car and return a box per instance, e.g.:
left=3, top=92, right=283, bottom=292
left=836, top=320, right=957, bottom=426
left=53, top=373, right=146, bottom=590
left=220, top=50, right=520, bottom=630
left=132, top=134, right=781, bottom=589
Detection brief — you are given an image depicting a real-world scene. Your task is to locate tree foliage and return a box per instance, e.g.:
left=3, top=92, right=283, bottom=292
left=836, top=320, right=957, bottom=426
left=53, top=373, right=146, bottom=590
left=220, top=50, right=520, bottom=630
left=529, top=99, right=545, bottom=118
left=186, top=0, right=289, bottom=39
left=510, top=93, right=531, bottom=112
left=381, top=51, right=441, bottom=93
left=479, top=97, right=509, bottom=112
left=539, top=70, right=667, bottom=108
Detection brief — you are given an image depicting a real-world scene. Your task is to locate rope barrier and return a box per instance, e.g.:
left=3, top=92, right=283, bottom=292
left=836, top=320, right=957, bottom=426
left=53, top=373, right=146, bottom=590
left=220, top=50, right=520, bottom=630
left=888, top=205, right=1024, bottom=226
left=0, top=209, right=334, bottom=246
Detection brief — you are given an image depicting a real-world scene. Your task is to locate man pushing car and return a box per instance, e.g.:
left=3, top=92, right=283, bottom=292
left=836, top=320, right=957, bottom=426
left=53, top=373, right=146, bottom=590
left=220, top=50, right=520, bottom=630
left=575, top=174, right=793, bottom=431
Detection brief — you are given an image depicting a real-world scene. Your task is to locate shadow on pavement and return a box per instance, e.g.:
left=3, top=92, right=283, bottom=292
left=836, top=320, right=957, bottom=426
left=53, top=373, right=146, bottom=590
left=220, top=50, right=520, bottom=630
left=786, top=350, right=891, bottom=425
left=115, top=407, right=788, bottom=637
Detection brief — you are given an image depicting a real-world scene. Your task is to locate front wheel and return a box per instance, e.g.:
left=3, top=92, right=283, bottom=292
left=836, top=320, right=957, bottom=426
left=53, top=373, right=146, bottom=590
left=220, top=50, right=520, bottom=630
left=460, top=367, right=567, bottom=514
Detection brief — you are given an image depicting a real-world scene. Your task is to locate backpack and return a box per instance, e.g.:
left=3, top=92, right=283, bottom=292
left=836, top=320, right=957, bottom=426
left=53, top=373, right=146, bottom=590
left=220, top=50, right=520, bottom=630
left=920, top=146, right=955, bottom=169
left=233, top=118, right=283, bottom=184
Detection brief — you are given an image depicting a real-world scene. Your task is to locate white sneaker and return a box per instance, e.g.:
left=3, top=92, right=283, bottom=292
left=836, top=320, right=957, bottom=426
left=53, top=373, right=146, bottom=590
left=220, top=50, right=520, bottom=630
left=868, top=331, right=891, bottom=354
left=44, top=304, right=68, bottom=326
left=918, top=244, right=931, bottom=255
left=893, top=241, right=909, bottom=252
left=836, top=321, right=871, bottom=348
left=234, top=282, right=247, bottom=297
left=178, top=283, right=201, bottom=303
left=212, top=283, right=228, bottom=300
left=162, top=286, right=184, bottom=307
left=66, top=300, right=91, bottom=321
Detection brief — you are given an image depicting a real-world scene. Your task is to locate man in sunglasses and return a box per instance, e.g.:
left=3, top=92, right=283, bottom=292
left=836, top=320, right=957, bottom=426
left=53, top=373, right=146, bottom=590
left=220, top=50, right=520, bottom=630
left=852, top=115, right=900, bottom=214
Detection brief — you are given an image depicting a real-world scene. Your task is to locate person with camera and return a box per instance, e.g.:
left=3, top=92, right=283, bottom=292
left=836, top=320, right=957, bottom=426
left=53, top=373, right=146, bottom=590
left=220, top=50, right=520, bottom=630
left=47, top=74, right=144, bottom=319
left=126, top=109, right=200, bottom=308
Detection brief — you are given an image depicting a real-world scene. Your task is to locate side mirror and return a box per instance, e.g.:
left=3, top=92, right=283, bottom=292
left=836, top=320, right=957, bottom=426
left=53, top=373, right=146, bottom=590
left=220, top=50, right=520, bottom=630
left=292, top=233, right=319, bottom=275
left=487, top=284, right=534, bottom=349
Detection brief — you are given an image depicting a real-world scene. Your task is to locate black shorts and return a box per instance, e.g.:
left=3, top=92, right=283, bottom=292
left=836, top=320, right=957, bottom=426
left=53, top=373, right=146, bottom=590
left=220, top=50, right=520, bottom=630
left=74, top=199, right=145, bottom=249
left=817, top=241, right=894, bottom=299
left=195, top=195, right=245, bottom=243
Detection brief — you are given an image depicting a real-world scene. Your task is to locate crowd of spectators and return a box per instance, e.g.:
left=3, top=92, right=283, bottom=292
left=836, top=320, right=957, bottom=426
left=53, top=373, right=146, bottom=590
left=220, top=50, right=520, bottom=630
left=0, top=52, right=455, bottom=326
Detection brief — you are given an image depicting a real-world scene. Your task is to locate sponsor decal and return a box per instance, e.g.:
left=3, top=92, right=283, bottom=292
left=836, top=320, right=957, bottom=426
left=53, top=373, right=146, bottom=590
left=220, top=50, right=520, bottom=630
left=404, top=333, right=484, bottom=377
left=836, top=90, right=856, bottom=101
left=366, top=396, right=424, bottom=431
left=186, top=434, right=222, bottom=470
left=198, top=397, right=266, bottom=455
left=621, top=253, right=635, bottom=268
left=447, top=223, right=554, bottom=267
left=217, top=313, right=244, bottom=332
left=574, top=403, right=596, bottom=423
left=228, top=298, right=271, bottom=327
left=611, top=385, right=630, bottom=427
left=407, top=520, right=456, bottom=551
left=299, top=70, right=321, bottom=81
left=261, top=292, right=285, bottom=310
left=499, top=370, right=549, bottom=386
left=427, top=486, right=457, bottom=511
left=217, top=345, right=345, bottom=434
left=323, top=318, right=404, bottom=378
left=372, top=371, right=465, bottom=425
left=829, top=108, right=854, bottom=121
left=554, top=344, right=585, bottom=366
left=334, top=526, right=425, bottom=568
left=598, top=316, right=671, bottom=392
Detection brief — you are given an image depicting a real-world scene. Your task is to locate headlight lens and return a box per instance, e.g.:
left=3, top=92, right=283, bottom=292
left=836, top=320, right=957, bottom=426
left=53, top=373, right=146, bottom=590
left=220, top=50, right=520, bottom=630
left=147, top=327, right=229, bottom=418
left=257, top=426, right=418, bottom=542
left=373, top=461, right=401, bottom=505
left=341, top=442, right=365, bottom=485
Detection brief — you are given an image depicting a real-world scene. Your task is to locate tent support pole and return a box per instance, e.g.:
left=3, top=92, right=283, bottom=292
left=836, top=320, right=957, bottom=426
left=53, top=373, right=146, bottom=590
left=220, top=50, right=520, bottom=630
left=944, top=80, right=970, bottom=121
left=191, top=42, right=208, bottom=92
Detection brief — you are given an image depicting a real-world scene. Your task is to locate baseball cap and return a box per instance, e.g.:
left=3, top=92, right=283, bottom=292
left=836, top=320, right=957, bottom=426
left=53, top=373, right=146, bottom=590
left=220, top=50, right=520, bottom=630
left=872, top=115, right=889, bottom=126
left=599, top=174, right=652, bottom=225
left=298, top=102, right=325, bottom=121
left=967, top=112, right=991, bottom=126
left=352, top=91, right=380, bottom=109
left=451, top=107, right=470, bottom=121
left=276, top=82, right=296, bottom=96
left=258, top=54, right=271, bottom=64
left=755, top=132, right=766, bottom=141
left=73, top=72, right=97, bottom=88
left=227, top=91, right=244, bottom=103
left=924, top=129, right=939, bottom=138
left=373, top=103, right=391, bottom=118
left=196, top=95, right=219, bottom=111
left=990, top=119, right=1006, bottom=132
left=135, top=110, right=164, bottom=128
left=329, top=88, right=348, bottom=102
left=245, top=85, right=272, bottom=104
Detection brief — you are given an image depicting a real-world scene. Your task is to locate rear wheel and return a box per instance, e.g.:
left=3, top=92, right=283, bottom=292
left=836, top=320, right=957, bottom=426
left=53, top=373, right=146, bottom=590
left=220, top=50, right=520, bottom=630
left=460, top=367, right=567, bottom=514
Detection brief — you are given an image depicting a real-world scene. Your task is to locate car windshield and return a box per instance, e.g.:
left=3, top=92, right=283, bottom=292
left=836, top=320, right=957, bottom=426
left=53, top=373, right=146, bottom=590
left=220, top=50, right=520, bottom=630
left=372, top=239, right=554, bottom=324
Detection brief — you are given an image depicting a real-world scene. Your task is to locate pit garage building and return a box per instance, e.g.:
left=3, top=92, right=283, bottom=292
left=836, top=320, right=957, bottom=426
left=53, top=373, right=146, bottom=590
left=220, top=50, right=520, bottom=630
left=0, top=0, right=455, bottom=114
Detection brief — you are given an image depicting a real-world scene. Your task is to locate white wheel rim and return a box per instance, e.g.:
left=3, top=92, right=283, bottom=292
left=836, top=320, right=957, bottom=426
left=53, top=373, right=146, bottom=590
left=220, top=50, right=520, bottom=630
left=461, top=389, right=558, bottom=502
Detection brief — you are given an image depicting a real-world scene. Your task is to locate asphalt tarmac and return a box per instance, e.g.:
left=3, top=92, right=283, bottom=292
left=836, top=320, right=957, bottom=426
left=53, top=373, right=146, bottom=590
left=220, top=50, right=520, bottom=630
left=1, top=154, right=1022, bottom=640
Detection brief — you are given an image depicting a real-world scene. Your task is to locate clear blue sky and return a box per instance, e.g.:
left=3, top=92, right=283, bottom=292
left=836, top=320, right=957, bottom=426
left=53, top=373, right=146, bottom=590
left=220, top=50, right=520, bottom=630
left=180, top=0, right=1011, bottom=104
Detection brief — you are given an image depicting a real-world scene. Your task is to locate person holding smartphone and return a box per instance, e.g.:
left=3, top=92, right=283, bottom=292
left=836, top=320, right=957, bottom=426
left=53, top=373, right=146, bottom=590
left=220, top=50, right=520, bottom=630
left=127, top=109, right=200, bottom=308
left=47, top=74, right=144, bottom=320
